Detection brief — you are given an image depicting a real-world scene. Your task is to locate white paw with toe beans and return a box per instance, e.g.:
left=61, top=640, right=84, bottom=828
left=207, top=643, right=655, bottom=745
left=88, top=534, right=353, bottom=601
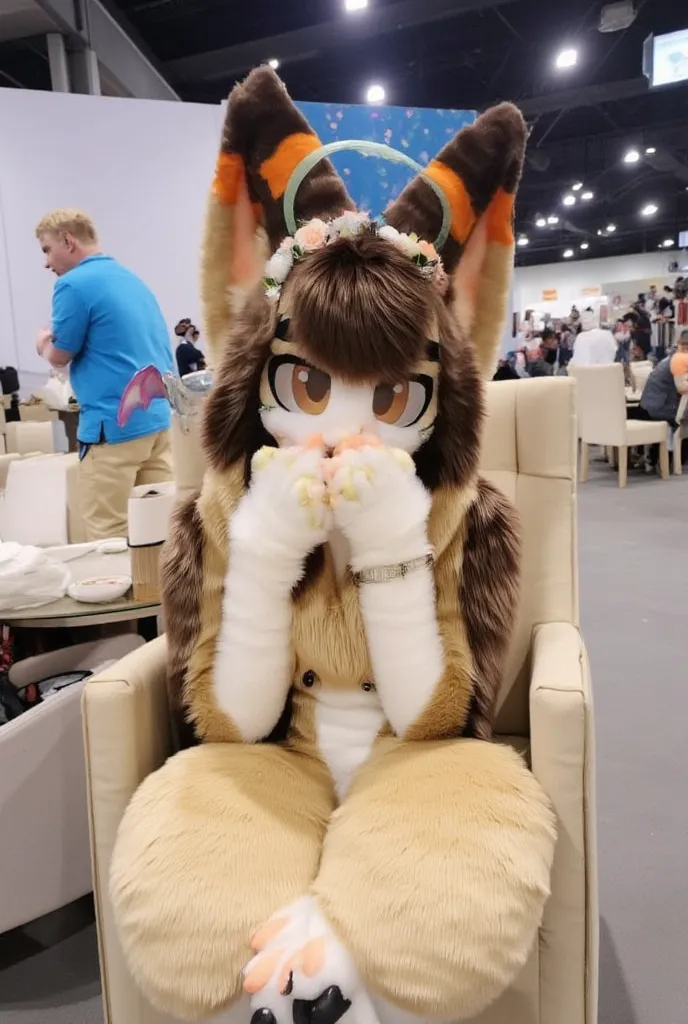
left=244, top=896, right=378, bottom=1024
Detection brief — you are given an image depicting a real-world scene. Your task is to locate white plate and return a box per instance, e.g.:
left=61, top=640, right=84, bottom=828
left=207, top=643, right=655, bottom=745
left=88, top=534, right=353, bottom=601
left=67, top=575, right=132, bottom=604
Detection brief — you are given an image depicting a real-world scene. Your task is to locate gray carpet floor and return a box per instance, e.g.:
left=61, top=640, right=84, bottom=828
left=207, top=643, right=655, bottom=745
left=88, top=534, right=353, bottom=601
left=1, top=459, right=687, bottom=1023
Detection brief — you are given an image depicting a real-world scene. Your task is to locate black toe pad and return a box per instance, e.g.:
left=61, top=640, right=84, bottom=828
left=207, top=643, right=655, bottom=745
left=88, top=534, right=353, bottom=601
left=293, top=986, right=352, bottom=1024
left=252, top=1010, right=277, bottom=1024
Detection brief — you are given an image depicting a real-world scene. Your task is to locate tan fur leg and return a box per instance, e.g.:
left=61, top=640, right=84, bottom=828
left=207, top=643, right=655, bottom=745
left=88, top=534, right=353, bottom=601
left=312, top=738, right=556, bottom=1021
left=110, top=743, right=334, bottom=1021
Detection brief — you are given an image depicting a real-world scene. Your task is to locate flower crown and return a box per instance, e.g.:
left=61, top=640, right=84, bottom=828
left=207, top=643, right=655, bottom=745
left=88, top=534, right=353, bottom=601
left=263, top=211, right=448, bottom=302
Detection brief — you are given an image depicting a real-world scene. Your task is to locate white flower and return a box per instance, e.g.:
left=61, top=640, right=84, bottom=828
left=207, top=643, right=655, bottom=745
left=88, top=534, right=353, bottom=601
left=396, top=232, right=419, bottom=258
left=377, top=224, right=401, bottom=245
left=330, top=211, right=368, bottom=239
left=265, top=283, right=281, bottom=301
left=265, top=248, right=294, bottom=285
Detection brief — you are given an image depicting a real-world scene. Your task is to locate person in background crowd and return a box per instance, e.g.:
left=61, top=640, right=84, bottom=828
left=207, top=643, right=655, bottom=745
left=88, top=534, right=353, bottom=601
left=175, top=319, right=206, bottom=377
left=626, top=329, right=688, bottom=472
left=34, top=208, right=174, bottom=540
left=673, top=277, right=686, bottom=300
left=622, top=313, right=652, bottom=361
left=0, top=364, right=20, bottom=422
left=558, top=322, right=575, bottom=368
left=569, top=308, right=616, bottom=366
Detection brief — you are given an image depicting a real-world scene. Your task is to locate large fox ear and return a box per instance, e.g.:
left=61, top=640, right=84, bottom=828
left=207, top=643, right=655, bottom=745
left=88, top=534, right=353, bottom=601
left=383, top=103, right=527, bottom=380
left=201, top=67, right=355, bottom=368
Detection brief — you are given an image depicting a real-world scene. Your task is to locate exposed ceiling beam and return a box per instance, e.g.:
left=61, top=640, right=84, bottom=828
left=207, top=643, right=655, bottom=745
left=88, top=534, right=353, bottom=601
left=167, top=0, right=520, bottom=83
left=518, top=77, right=665, bottom=118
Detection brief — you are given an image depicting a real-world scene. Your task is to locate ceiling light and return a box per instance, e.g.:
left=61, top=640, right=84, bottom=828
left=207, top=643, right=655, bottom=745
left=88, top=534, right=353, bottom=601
left=645, top=146, right=656, bottom=155
left=267, top=58, right=280, bottom=70
left=581, top=190, right=594, bottom=201
left=366, top=83, right=386, bottom=104
left=555, top=48, right=578, bottom=70
left=345, top=0, right=369, bottom=9
left=563, top=249, right=574, bottom=258
left=563, top=194, right=576, bottom=206
left=580, top=242, right=589, bottom=250
left=597, top=229, right=603, bottom=236
left=623, top=148, right=640, bottom=164
left=641, top=203, right=658, bottom=217
left=606, top=223, right=616, bottom=232
left=535, top=216, right=547, bottom=227
left=517, top=236, right=529, bottom=247
left=547, top=215, right=559, bottom=225
left=572, top=182, right=583, bottom=191
left=663, top=239, right=674, bottom=248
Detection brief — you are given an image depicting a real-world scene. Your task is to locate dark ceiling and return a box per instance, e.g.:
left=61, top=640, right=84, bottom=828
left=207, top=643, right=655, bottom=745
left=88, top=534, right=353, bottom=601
left=2, top=0, right=687, bottom=266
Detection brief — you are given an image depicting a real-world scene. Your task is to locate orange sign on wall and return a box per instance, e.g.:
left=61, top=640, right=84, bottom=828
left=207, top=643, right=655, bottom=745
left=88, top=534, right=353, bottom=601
left=541, top=289, right=558, bottom=301
left=582, top=287, right=601, bottom=296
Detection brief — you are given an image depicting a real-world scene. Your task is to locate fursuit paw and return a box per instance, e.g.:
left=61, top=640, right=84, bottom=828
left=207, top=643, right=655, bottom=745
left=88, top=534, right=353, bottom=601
left=244, top=897, right=378, bottom=1024
left=231, top=445, right=332, bottom=576
left=327, top=444, right=432, bottom=570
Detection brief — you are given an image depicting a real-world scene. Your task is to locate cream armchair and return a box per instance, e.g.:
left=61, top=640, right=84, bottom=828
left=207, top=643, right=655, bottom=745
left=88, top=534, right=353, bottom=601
left=82, top=377, right=598, bottom=1024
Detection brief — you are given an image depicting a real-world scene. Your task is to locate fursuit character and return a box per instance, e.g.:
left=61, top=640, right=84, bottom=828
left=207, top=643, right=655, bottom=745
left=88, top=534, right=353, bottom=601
left=110, top=68, right=556, bottom=1024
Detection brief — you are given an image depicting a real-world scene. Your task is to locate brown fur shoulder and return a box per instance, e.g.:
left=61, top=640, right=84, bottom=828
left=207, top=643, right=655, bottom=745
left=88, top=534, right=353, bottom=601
left=458, top=477, right=521, bottom=740
left=160, top=494, right=205, bottom=749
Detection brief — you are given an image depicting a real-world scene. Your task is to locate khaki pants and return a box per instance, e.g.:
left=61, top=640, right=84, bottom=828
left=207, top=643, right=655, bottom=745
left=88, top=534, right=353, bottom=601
left=79, top=430, right=173, bottom=541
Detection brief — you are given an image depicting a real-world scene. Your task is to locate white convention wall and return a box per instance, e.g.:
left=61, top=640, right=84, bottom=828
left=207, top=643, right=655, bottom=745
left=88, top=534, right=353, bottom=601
left=0, top=87, right=223, bottom=378
left=514, top=249, right=684, bottom=316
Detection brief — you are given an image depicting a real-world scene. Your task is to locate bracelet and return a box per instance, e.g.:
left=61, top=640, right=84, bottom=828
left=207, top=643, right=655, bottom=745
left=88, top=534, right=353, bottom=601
left=353, top=551, right=435, bottom=586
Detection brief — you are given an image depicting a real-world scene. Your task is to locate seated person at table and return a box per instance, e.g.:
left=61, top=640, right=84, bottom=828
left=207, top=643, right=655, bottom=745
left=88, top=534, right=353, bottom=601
left=569, top=308, right=616, bottom=366
left=627, top=330, right=688, bottom=471
left=174, top=320, right=206, bottom=378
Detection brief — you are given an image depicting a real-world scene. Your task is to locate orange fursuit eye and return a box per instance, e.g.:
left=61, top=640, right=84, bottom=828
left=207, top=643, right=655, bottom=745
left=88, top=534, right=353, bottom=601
left=373, top=376, right=433, bottom=428
left=291, top=364, right=331, bottom=415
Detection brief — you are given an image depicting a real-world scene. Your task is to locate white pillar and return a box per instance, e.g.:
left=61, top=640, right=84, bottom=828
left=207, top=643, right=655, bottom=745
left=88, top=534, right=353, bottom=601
left=68, top=48, right=101, bottom=96
left=47, top=34, right=71, bottom=93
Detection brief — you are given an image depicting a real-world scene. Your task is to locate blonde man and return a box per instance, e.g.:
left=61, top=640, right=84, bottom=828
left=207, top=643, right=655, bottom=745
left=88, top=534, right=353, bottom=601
left=35, top=209, right=173, bottom=540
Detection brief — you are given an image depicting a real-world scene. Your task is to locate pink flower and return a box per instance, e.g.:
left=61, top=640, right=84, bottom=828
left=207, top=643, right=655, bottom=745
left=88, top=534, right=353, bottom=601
left=418, top=239, right=439, bottom=261
left=294, top=219, right=329, bottom=251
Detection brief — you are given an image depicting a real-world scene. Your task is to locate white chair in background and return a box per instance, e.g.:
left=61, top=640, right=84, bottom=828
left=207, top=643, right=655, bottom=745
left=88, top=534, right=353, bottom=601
left=0, top=635, right=145, bottom=935
left=5, top=419, right=65, bottom=456
left=569, top=363, right=670, bottom=487
left=629, top=361, right=653, bottom=394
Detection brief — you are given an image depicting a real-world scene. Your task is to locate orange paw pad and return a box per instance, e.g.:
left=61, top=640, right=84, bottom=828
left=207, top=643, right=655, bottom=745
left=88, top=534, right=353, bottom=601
left=250, top=916, right=289, bottom=953
left=244, top=949, right=284, bottom=994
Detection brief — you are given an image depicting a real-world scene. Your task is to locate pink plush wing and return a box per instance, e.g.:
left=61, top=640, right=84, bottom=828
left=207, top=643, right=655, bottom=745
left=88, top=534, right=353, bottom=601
left=118, top=365, right=167, bottom=427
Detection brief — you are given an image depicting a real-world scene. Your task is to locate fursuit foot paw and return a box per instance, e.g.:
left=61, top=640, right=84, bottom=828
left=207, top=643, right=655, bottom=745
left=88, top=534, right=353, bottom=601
left=244, top=897, right=377, bottom=1024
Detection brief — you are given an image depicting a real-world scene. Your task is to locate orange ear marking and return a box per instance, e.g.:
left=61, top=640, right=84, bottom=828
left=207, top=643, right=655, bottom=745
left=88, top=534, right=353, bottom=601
left=486, top=188, right=515, bottom=246
left=425, top=161, right=476, bottom=245
left=259, top=133, right=323, bottom=200
left=212, top=152, right=245, bottom=206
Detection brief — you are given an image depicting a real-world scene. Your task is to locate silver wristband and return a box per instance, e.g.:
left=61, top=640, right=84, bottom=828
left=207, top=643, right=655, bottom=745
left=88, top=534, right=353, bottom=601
left=353, top=551, right=435, bottom=586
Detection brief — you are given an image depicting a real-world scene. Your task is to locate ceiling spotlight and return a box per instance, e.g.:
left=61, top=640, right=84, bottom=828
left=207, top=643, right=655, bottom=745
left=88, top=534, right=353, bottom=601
left=517, top=236, right=529, bottom=247
left=580, top=242, right=590, bottom=250
left=572, top=182, right=583, bottom=191
left=597, top=229, right=603, bottom=236
left=581, top=190, right=594, bottom=201
left=606, top=223, right=617, bottom=232
left=366, top=83, right=386, bottom=104
left=563, top=249, right=574, bottom=258
left=645, top=146, right=656, bottom=155
left=555, top=48, right=578, bottom=70
left=623, top=148, right=640, bottom=164
left=267, top=58, right=280, bottom=70
left=563, top=194, right=576, bottom=206
left=345, top=0, right=369, bottom=9
left=535, top=217, right=547, bottom=227
left=662, top=239, right=674, bottom=248
left=547, top=215, right=560, bottom=225
left=641, top=203, right=658, bottom=217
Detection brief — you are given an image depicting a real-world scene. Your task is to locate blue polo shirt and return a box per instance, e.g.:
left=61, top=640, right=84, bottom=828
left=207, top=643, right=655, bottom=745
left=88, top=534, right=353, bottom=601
left=51, top=255, right=173, bottom=444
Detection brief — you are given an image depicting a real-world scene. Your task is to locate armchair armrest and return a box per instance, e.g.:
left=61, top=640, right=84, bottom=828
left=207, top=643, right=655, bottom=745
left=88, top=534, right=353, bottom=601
left=82, top=635, right=177, bottom=1024
left=529, top=622, right=598, bottom=1024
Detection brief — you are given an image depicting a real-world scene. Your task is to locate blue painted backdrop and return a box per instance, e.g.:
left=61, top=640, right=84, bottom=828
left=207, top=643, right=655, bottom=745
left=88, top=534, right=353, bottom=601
left=296, top=101, right=475, bottom=219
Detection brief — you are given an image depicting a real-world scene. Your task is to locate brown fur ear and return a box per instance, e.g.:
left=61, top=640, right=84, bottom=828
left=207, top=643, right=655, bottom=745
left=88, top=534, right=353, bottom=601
left=384, top=103, right=527, bottom=380
left=202, top=66, right=355, bottom=369
left=201, top=289, right=275, bottom=477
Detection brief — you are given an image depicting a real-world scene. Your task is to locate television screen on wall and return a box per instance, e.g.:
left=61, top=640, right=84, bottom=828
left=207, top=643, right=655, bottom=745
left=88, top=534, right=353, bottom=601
left=643, top=29, right=688, bottom=88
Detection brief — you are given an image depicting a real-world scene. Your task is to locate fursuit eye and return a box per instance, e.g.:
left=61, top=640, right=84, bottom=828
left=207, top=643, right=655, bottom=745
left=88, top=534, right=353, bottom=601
left=269, top=356, right=331, bottom=415
left=373, top=376, right=433, bottom=428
